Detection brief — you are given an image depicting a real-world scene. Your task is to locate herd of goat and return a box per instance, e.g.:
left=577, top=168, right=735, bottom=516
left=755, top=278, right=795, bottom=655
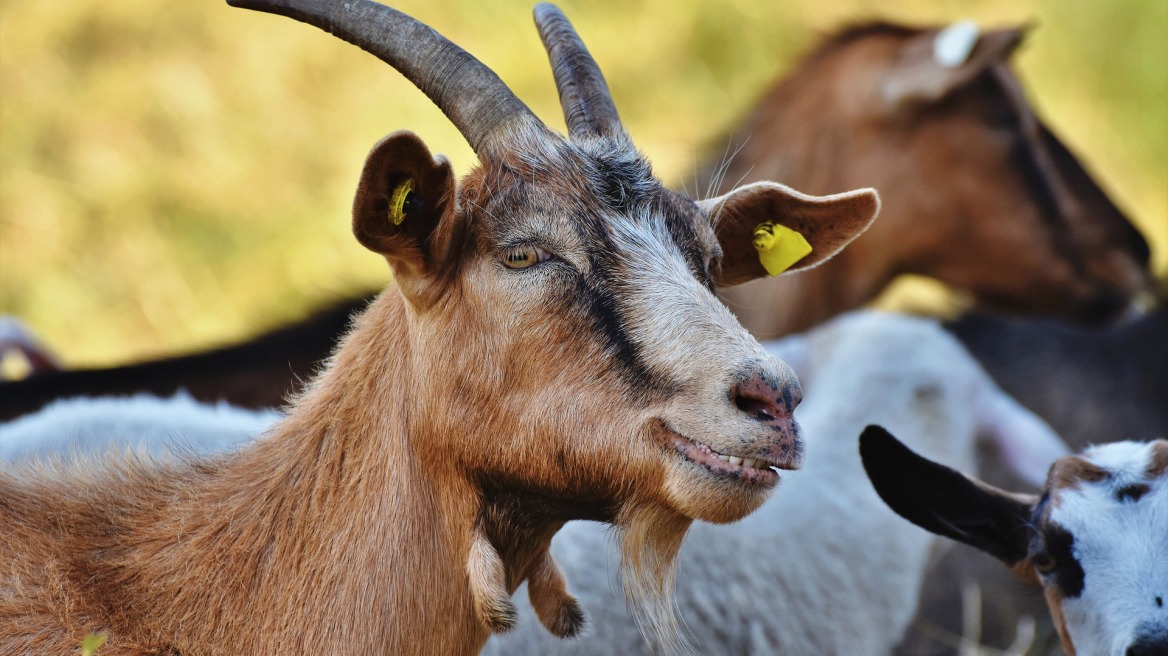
left=1, top=2, right=1164, bottom=655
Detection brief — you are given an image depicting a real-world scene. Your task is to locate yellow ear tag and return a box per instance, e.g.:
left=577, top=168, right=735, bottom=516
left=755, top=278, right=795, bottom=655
left=388, top=178, right=415, bottom=226
left=752, top=221, right=812, bottom=276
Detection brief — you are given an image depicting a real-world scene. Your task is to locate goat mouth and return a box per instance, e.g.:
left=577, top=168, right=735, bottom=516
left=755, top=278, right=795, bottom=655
left=653, top=422, right=787, bottom=487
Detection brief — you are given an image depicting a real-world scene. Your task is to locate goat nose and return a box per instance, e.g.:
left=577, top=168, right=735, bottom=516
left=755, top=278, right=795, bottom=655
left=732, top=371, right=800, bottom=423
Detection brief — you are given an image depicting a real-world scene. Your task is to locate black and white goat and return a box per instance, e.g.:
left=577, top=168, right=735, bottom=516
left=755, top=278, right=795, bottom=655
left=864, top=429, right=1168, bottom=656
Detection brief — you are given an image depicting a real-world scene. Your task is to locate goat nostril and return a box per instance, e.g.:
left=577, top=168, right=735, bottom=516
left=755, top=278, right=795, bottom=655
left=733, top=389, right=784, bottom=422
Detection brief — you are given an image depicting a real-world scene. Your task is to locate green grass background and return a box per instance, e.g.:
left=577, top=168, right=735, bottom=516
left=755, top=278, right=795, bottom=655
left=1, top=0, right=1165, bottom=367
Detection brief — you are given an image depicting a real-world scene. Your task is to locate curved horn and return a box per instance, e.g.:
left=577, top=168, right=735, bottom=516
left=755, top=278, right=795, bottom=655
left=533, top=3, right=624, bottom=140
left=227, top=0, right=544, bottom=155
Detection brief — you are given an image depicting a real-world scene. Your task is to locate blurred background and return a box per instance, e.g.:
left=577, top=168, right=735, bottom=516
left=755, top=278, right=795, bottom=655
left=1, top=0, right=1165, bottom=367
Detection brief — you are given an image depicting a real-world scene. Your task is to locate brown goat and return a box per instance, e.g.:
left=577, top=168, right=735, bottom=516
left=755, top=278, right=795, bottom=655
left=0, top=2, right=878, bottom=655
left=712, top=22, right=1152, bottom=337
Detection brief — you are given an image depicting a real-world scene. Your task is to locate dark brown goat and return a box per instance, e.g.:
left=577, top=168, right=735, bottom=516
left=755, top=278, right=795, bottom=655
left=0, top=20, right=1151, bottom=422
left=0, top=2, right=878, bottom=654
left=713, top=22, right=1151, bottom=337
left=950, top=303, right=1168, bottom=451
left=0, top=297, right=364, bottom=421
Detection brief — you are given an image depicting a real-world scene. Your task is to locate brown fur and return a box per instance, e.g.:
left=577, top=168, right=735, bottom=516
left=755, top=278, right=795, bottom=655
left=1047, top=455, right=1110, bottom=499
left=3, top=294, right=496, bottom=654
left=0, top=142, right=843, bottom=652
left=711, top=23, right=1151, bottom=338
left=1147, top=441, right=1168, bottom=479
left=1044, top=586, right=1077, bottom=656
left=526, top=546, right=585, bottom=638
left=0, top=279, right=669, bottom=655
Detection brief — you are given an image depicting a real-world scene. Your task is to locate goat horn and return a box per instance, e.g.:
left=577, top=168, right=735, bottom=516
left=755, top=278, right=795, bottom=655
left=227, top=0, right=545, bottom=155
left=534, top=3, right=624, bottom=141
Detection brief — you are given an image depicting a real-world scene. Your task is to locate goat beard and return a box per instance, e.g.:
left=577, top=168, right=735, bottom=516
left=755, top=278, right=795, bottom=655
left=617, top=503, right=693, bottom=655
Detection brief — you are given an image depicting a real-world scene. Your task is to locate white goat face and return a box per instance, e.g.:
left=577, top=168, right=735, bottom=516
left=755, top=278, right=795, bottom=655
left=860, top=430, right=1168, bottom=656
left=1035, top=442, right=1168, bottom=656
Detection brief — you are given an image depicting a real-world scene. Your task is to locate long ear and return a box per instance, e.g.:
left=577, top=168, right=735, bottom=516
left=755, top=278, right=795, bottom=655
left=352, top=131, right=460, bottom=306
left=699, top=181, right=879, bottom=286
left=859, top=425, right=1036, bottom=566
left=882, top=24, right=1030, bottom=110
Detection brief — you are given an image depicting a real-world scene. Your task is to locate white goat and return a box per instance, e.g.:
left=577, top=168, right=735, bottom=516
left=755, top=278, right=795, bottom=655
left=0, top=392, right=279, bottom=463
left=481, top=311, right=1069, bottom=655
left=864, top=430, right=1168, bottom=656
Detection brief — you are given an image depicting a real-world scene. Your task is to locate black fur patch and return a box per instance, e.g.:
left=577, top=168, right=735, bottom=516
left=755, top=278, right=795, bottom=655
left=1043, top=523, right=1086, bottom=598
left=1117, top=483, right=1151, bottom=502
left=658, top=190, right=714, bottom=289
left=576, top=237, right=680, bottom=402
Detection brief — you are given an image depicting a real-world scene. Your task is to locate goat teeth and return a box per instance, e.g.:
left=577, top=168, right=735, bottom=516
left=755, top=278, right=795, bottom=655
left=728, top=456, right=743, bottom=466
left=742, top=458, right=757, bottom=469
left=718, top=454, right=730, bottom=462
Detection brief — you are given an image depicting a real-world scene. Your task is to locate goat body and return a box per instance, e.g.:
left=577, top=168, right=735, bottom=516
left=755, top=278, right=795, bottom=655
left=0, top=392, right=278, bottom=462
left=949, top=304, right=1168, bottom=451
left=0, top=298, right=362, bottom=421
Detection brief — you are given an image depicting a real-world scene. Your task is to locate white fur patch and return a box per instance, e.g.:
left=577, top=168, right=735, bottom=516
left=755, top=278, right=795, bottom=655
left=0, top=392, right=279, bottom=463
left=1049, top=441, right=1168, bottom=655
left=934, top=21, right=981, bottom=68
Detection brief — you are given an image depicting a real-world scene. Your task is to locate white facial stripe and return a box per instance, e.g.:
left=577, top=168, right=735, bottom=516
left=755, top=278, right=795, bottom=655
left=1048, top=441, right=1168, bottom=655
left=607, top=215, right=764, bottom=381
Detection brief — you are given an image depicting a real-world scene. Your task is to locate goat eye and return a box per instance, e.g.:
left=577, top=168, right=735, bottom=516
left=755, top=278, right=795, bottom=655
left=502, top=245, right=553, bottom=269
left=1032, top=553, right=1058, bottom=574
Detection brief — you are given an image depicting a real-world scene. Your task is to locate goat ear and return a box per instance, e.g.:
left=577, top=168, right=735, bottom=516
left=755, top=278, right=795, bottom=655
left=352, top=131, right=460, bottom=305
left=882, top=24, right=1030, bottom=110
left=859, top=425, right=1037, bottom=567
left=699, top=181, right=879, bottom=287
